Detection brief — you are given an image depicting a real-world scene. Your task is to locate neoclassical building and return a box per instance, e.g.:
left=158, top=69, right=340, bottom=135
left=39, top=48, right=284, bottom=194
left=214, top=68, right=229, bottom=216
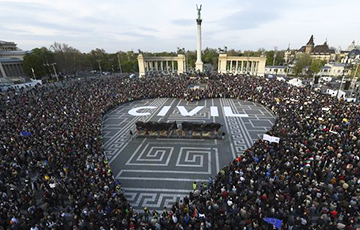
left=217, top=53, right=266, bottom=76
left=0, top=40, right=28, bottom=79
left=137, top=54, right=186, bottom=77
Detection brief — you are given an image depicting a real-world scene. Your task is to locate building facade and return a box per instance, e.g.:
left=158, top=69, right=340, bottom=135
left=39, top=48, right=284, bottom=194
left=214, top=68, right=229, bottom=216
left=217, top=53, right=266, bottom=76
left=297, top=35, right=336, bottom=61
left=0, top=40, right=28, bottom=80
left=318, top=63, right=347, bottom=77
left=265, top=66, right=288, bottom=76
left=137, top=54, right=186, bottom=77
left=284, top=36, right=346, bottom=64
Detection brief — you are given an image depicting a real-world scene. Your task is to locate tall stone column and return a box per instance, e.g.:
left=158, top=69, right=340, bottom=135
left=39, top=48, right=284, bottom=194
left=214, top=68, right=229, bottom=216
left=235, top=61, right=239, bottom=74
left=195, top=5, right=203, bottom=72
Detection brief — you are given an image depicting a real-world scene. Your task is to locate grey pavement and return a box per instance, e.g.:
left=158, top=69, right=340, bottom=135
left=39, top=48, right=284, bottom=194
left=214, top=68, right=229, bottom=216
left=102, top=98, right=275, bottom=212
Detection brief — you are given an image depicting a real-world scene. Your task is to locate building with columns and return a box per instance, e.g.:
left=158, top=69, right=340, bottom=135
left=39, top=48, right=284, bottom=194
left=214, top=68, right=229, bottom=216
left=217, top=53, right=266, bottom=76
left=137, top=54, right=186, bottom=77
left=0, top=40, right=28, bottom=79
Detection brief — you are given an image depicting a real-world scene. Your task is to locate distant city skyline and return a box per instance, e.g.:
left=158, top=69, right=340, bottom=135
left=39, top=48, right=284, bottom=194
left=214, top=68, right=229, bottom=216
left=1, top=0, right=359, bottom=53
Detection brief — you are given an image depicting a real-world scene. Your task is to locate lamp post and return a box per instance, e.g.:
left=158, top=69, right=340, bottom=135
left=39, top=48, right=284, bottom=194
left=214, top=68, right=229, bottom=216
left=51, top=63, right=58, bottom=82
left=30, top=68, right=36, bottom=79
left=336, top=70, right=346, bottom=98
left=350, top=63, right=359, bottom=96
left=117, top=53, right=122, bottom=74
left=43, top=63, right=58, bottom=81
left=97, top=60, right=102, bottom=76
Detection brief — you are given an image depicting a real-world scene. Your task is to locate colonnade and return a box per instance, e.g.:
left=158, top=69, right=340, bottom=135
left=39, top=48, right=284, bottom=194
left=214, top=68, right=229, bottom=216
left=225, top=60, right=260, bottom=75
left=138, top=54, right=186, bottom=77
left=0, top=62, right=25, bottom=78
left=144, top=60, right=179, bottom=73
left=218, top=53, right=266, bottom=76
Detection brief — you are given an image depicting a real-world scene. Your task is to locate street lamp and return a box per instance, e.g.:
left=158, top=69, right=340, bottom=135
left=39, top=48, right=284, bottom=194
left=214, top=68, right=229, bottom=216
left=117, top=53, right=122, bottom=74
left=97, top=60, right=102, bottom=76
left=350, top=63, right=359, bottom=96
left=43, top=63, right=58, bottom=81
left=336, top=70, right=346, bottom=98
left=31, top=68, right=36, bottom=79
left=51, top=63, right=58, bottom=82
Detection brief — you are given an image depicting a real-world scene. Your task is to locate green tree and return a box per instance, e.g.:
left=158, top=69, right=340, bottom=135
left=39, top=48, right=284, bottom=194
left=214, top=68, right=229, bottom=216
left=308, top=59, right=326, bottom=75
left=23, top=47, right=54, bottom=79
left=203, top=48, right=218, bottom=69
left=294, top=54, right=312, bottom=76
left=266, top=50, right=285, bottom=66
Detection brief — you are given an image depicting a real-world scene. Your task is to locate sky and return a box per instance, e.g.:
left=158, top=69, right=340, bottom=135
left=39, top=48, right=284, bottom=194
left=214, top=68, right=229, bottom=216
left=1, top=0, right=359, bottom=53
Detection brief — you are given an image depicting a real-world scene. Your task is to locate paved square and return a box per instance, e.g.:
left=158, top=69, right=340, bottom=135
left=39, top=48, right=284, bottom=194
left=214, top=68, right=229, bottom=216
left=102, top=98, right=275, bottom=212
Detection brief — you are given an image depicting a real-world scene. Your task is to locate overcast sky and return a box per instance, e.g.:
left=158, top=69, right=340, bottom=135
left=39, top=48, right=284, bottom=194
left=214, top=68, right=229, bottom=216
left=1, top=0, right=359, bottom=53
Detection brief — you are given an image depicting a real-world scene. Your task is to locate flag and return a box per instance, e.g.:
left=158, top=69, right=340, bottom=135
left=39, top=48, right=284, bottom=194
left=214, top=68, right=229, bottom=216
left=263, top=217, right=282, bottom=230
left=20, top=131, right=32, bottom=137
left=263, top=134, right=280, bottom=143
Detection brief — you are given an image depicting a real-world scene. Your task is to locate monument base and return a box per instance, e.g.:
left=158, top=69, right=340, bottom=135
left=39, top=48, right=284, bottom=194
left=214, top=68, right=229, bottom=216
left=195, top=61, right=203, bottom=72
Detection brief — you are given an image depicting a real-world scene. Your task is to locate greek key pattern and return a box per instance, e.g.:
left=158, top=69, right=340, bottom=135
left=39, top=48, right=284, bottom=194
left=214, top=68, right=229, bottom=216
left=103, top=98, right=275, bottom=211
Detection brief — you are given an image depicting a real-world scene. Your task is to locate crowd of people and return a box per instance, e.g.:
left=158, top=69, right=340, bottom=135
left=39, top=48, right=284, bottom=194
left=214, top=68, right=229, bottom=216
left=0, top=74, right=359, bottom=229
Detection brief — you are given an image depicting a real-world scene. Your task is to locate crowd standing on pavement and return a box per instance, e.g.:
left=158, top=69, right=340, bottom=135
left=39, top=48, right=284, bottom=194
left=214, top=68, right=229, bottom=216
left=0, top=74, right=359, bottom=230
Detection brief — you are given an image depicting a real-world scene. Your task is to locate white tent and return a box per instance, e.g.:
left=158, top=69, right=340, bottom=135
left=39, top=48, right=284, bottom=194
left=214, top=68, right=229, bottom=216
left=288, top=78, right=304, bottom=87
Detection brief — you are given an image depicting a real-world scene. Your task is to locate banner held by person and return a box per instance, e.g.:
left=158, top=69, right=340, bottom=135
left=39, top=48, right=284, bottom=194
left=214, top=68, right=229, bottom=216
left=263, top=134, right=280, bottom=143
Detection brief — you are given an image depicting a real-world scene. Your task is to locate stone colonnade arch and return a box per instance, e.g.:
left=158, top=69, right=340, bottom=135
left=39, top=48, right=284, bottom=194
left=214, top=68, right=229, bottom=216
left=218, top=53, right=266, bottom=76
left=138, top=54, right=186, bottom=77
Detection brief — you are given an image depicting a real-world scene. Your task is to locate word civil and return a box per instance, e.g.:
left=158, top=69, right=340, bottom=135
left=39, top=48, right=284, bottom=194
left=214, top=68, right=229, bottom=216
left=128, top=106, right=249, bottom=117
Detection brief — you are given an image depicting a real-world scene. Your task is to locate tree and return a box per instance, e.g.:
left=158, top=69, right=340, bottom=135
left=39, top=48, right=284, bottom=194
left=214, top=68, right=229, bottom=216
left=203, top=48, right=218, bottom=69
left=308, top=59, right=326, bottom=75
left=266, top=50, right=285, bottom=66
left=294, top=54, right=312, bottom=76
left=50, top=42, right=83, bottom=74
left=23, top=47, right=54, bottom=79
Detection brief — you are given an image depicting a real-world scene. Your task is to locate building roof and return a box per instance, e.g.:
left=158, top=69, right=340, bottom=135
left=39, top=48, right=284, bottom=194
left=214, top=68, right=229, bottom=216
left=0, top=51, right=26, bottom=55
left=0, top=40, right=16, bottom=45
left=265, top=66, right=287, bottom=69
left=331, top=63, right=346, bottom=67
left=306, top=35, right=314, bottom=46
left=0, top=57, right=22, bottom=63
left=298, top=46, right=306, bottom=52
left=312, top=42, right=334, bottom=53
left=349, top=49, right=360, bottom=58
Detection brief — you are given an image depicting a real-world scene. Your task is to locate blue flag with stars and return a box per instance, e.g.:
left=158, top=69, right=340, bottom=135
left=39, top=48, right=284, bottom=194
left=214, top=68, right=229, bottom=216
left=264, top=217, right=282, bottom=229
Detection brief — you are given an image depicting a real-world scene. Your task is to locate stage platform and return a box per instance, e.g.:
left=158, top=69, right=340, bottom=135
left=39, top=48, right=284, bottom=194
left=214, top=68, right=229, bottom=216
left=102, top=98, right=275, bottom=212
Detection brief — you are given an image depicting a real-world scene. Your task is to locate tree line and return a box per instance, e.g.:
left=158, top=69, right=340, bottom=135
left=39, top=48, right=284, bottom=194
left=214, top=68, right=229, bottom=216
left=23, top=42, right=292, bottom=79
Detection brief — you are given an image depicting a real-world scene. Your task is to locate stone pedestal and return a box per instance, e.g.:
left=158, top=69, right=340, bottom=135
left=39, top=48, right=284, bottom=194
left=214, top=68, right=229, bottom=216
left=195, top=61, right=203, bottom=72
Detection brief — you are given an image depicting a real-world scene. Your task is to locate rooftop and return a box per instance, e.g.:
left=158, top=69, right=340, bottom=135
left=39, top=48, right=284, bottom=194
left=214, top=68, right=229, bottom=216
left=0, top=40, right=16, bottom=45
left=265, top=66, right=287, bottom=69
left=0, top=57, right=23, bottom=63
left=0, top=50, right=27, bottom=55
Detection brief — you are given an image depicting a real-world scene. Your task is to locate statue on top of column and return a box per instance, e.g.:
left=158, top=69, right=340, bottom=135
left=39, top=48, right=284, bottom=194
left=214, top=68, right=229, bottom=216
left=196, top=4, right=202, bottom=20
